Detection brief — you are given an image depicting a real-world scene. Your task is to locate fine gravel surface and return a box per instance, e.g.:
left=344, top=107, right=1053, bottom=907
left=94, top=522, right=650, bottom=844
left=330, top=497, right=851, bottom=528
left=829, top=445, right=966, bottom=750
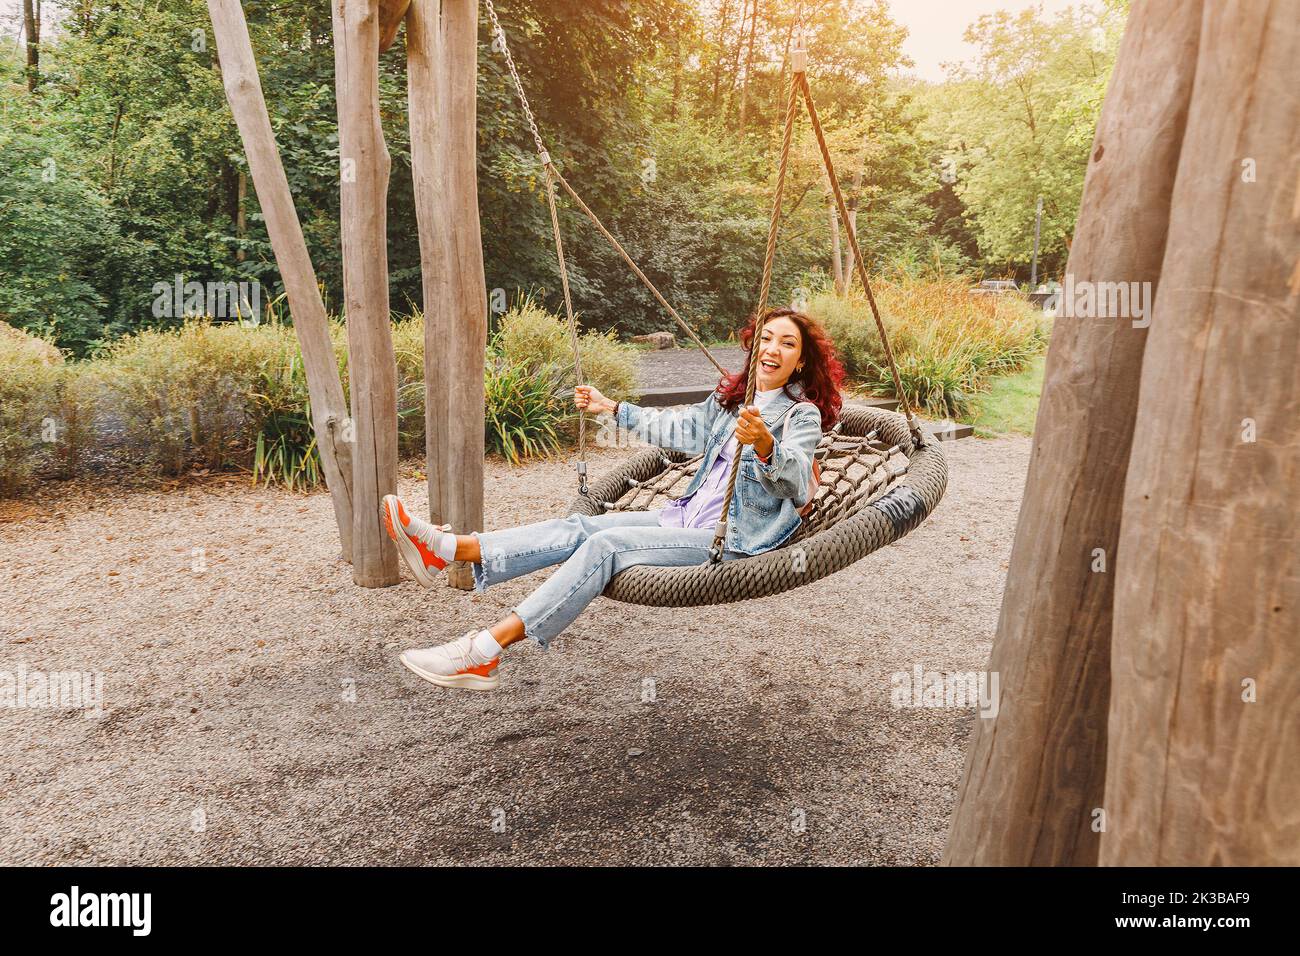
left=0, top=435, right=1030, bottom=865
left=635, top=346, right=746, bottom=388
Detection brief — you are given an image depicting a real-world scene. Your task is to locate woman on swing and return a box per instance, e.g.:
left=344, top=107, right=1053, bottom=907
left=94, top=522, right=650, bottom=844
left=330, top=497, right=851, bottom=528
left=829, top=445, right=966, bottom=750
left=383, top=307, right=845, bottom=690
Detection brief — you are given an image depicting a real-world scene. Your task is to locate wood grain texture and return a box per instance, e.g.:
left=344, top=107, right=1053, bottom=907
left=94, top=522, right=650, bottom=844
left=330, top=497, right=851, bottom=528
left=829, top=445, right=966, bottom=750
left=407, top=0, right=487, bottom=591
left=207, top=0, right=355, bottom=562
left=943, top=0, right=1203, bottom=865
left=1102, top=0, right=1300, bottom=866
left=333, top=0, right=400, bottom=587
left=378, top=0, right=411, bottom=52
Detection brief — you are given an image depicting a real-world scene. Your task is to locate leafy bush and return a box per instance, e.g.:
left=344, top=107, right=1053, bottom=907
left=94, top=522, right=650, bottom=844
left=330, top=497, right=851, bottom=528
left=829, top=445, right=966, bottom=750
left=46, top=366, right=101, bottom=480
left=0, top=324, right=60, bottom=495
left=392, top=302, right=639, bottom=461
left=808, top=278, right=1048, bottom=418
left=100, top=321, right=280, bottom=474
left=493, top=298, right=639, bottom=402
left=0, top=303, right=644, bottom=495
left=491, top=301, right=639, bottom=453
left=0, top=322, right=103, bottom=494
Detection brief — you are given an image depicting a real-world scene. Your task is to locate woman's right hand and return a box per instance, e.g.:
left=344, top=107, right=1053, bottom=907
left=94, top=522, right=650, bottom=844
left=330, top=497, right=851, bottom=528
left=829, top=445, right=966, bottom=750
left=574, top=385, right=616, bottom=415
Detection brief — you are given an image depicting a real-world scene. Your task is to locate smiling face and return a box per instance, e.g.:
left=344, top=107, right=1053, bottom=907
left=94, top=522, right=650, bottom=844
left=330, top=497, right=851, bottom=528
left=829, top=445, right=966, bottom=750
left=754, top=316, right=803, bottom=391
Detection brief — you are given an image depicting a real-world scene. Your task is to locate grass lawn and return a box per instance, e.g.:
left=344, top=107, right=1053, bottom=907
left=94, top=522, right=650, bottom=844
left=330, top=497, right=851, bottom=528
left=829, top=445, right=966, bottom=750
left=967, top=355, right=1045, bottom=437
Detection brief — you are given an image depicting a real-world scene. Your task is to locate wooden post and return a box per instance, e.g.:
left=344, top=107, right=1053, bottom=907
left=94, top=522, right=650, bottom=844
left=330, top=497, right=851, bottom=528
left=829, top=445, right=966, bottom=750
left=333, top=0, right=400, bottom=587
left=842, top=128, right=866, bottom=288
left=22, top=0, right=39, bottom=91
left=943, top=0, right=1203, bottom=865
left=207, top=0, right=356, bottom=562
left=828, top=193, right=844, bottom=295
left=407, top=0, right=487, bottom=591
left=1102, top=0, right=1300, bottom=865
left=1030, top=195, right=1042, bottom=289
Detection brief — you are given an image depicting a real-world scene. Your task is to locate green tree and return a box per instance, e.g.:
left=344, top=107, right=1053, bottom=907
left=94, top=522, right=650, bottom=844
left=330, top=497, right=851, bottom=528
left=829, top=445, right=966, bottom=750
left=918, top=3, right=1122, bottom=279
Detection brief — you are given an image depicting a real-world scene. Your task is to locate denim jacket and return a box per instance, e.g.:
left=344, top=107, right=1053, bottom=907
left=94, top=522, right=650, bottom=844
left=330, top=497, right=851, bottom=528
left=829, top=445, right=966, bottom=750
left=614, top=381, right=825, bottom=556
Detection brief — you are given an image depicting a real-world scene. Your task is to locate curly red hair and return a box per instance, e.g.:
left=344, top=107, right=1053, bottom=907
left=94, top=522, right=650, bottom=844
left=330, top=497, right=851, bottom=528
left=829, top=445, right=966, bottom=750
left=715, top=307, right=845, bottom=431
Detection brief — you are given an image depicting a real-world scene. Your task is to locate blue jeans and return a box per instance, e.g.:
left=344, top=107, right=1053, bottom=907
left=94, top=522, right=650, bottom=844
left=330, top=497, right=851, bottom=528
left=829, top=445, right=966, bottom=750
left=470, top=510, right=745, bottom=649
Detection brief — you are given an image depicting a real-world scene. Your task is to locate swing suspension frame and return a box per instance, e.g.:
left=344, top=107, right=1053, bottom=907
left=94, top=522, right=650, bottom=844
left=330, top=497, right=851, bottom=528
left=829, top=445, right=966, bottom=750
left=482, top=0, right=924, bottom=563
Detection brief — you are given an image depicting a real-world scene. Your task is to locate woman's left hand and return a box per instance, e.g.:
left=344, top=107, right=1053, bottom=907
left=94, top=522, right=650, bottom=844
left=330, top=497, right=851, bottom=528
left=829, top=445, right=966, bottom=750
left=736, top=405, right=774, bottom=457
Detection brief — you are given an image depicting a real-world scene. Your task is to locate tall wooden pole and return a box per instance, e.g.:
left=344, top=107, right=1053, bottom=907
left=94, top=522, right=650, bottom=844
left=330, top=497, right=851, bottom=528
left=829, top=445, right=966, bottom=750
left=842, top=126, right=867, bottom=288
left=828, top=192, right=844, bottom=294
left=1102, top=0, right=1300, bottom=865
left=943, top=0, right=1203, bottom=865
left=207, top=0, right=356, bottom=562
left=333, top=0, right=400, bottom=587
left=22, top=0, right=39, bottom=90
left=407, top=0, right=486, bottom=591
left=1030, top=195, right=1042, bottom=288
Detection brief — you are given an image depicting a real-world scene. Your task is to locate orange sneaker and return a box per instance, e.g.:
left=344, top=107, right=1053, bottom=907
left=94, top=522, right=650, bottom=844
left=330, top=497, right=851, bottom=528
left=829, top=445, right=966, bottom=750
left=381, top=494, right=451, bottom=588
left=400, top=632, right=500, bottom=690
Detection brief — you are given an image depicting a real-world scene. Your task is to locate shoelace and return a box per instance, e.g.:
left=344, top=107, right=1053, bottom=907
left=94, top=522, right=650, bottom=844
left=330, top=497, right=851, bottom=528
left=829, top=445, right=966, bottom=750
left=437, top=632, right=480, bottom=671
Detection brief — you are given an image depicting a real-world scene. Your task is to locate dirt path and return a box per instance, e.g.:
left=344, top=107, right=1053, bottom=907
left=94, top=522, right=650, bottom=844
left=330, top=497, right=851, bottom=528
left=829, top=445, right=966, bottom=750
left=0, top=436, right=1030, bottom=865
left=635, top=346, right=747, bottom=388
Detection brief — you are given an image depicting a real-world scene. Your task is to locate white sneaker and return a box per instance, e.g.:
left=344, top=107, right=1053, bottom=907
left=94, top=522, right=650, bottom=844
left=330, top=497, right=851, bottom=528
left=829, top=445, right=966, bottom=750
left=381, top=494, right=452, bottom=589
left=400, top=632, right=500, bottom=691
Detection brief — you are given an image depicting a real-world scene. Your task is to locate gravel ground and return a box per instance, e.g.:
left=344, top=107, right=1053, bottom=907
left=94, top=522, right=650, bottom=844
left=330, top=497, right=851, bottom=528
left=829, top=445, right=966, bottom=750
left=635, top=346, right=747, bottom=388
left=0, top=435, right=1030, bottom=865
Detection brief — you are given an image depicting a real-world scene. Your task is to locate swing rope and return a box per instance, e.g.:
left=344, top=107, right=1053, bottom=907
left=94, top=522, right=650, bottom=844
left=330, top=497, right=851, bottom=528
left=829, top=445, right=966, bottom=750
left=483, top=0, right=726, bottom=499
left=798, top=69, right=922, bottom=445
left=548, top=167, right=729, bottom=379
left=707, top=68, right=801, bottom=562
left=482, top=0, right=924, bottom=528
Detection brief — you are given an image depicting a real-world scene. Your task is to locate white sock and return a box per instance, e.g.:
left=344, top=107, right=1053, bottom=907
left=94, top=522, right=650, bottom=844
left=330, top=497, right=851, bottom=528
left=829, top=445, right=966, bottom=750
left=432, top=529, right=457, bottom=564
left=472, top=629, right=502, bottom=660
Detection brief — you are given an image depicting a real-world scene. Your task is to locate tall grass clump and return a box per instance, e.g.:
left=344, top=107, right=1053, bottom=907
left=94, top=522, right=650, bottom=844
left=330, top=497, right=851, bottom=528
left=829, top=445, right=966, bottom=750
left=484, top=343, right=569, bottom=464
left=808, top=277, right=1048, bottom=418
left=1, top=303, right=643, bottom=496
left=100, top=320, right=288, bottom=474
left=390, top=301, right=639, bottom=462
left=0, top=323, right=100, bottom=494
left=250, top=344, right=322, bottom=491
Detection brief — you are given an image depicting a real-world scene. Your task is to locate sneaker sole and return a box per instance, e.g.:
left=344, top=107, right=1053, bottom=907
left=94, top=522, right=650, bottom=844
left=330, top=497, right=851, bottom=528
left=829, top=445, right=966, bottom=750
left=399, top=651, right=499, bottom=691
left=381, top=495, right=444, bottom=589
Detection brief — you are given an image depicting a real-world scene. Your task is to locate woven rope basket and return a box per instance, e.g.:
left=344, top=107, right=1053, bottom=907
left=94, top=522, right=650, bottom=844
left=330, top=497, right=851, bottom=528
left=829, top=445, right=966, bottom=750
left=566, top=404, right=948, bottom=607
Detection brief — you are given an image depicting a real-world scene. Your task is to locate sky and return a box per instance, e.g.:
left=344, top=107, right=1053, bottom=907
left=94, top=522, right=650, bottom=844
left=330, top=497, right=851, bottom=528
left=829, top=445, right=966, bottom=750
left=887, top=0, right=1104, bottom=81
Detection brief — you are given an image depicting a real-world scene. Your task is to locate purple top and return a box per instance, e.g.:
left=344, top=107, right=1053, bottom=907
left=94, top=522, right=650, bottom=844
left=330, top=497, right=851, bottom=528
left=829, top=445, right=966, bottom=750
left=658, top=387, right=783, bottom=530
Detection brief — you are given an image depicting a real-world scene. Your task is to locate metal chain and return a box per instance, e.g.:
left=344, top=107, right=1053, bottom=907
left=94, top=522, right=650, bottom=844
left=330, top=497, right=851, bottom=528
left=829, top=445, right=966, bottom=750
left=541, top=161, right=588, bottom=495
left=484, top=0, right=732, bottom=497
left=485, top=0, right=589, bottom=491
left=483, top=0, right=547, bottom=159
